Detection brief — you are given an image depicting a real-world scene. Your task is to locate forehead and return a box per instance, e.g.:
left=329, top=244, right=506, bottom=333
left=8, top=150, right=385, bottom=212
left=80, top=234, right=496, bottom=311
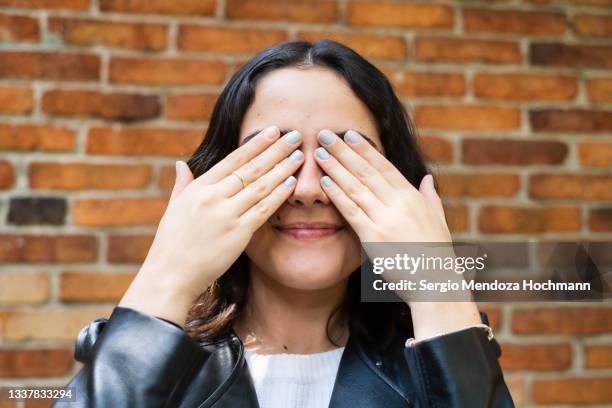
left=239, top=66, right=379, bottom=144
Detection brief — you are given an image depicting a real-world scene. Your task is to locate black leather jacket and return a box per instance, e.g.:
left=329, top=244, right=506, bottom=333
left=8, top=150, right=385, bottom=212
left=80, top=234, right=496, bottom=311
left=52, top=306, right=515, bottom=407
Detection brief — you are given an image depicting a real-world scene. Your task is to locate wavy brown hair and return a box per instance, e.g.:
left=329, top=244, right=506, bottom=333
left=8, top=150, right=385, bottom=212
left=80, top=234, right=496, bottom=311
left=183, top=40, right=432, bottom=352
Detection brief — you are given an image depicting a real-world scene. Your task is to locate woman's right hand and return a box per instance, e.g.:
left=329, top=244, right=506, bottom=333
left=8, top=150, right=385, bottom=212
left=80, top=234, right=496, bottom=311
left=118, top=125, right=304, bottom=325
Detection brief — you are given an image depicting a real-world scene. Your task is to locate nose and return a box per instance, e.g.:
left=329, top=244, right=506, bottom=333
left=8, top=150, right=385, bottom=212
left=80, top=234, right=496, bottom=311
left=287, top=149, right=330, bottom=206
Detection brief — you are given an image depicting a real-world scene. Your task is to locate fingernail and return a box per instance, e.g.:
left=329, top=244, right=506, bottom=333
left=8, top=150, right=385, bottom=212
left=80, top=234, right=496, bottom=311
left=283, top=130, right=301, bottom=144
left=175, top=161, right=182, bottom=178
left=289, top=149, right=304, bottom=163
left=319, top=130, right=336, bottom=145
left=284, top=176, right=297, bottom=187
left=316, top=147, right=330, bottom=160
left=265, top=126, right=280, bottom=140
left=345, top=130, right=362, bottom=145
left=321, top=176, right=333, bottom=188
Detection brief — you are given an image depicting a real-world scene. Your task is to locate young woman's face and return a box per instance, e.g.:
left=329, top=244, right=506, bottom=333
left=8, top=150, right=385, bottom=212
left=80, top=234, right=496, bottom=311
left=239, top=66, right=382, bottom=290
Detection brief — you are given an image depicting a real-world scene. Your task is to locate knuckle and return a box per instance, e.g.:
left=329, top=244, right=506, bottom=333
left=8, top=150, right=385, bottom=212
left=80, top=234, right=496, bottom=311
left=254, top=202, right=270, bottom=216
left=346, top=202, right=361, bottom=218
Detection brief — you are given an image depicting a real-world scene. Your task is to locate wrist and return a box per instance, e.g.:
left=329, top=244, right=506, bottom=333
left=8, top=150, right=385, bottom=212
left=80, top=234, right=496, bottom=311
left=408, top=301, right=481, bottom=341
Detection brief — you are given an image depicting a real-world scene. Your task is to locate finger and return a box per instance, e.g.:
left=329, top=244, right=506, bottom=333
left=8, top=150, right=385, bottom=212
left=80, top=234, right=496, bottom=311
left=314, top=146, right=382, bottom=218
left=231, top=150, right=304, bottom=215
left=216, top=130, right=302, bottom=197
left=319, top=175, right=374, bottom=237
left=317, top=129, right=394, bottom=204
left=194, top=125, right=281, bottom=187
left=419, top=174, right=448, bottom=226
left=341, top=129, right=417, bottom=195
left=170, top=160, right=194, bottom=202
left=239, top=175, right=297, bottom=229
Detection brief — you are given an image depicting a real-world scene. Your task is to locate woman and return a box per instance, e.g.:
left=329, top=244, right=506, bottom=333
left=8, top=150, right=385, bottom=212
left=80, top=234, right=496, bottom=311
left=53, top=40, right=514, bottom=407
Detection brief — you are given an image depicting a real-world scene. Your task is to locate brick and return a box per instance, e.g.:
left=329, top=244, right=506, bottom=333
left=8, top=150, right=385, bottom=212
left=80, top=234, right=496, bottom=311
left=586, top=77, right=612, bottom=102
left=512, top=307, right=612, bottom=334
left=499, top=343, right=572, bottom=370
left=227, top=0, right=338, bottom=23
left=7, top=197, right=66, bottom=225
left=479, top=205, right=580, bottom=233
left=530, top=109, right=612, bottom=133
left=158, top=164, right=176, bottom=191
left=533, top=378, right=612, bottom=404
left=166, top=93, right=218, bottom=121
left=0, top=124, right=76, bottom=152
left=109, top=57, right=225, bottom=86
left=347, top=2, right=453, bottom=28
left=0, top=348, right=73, bottom=377
left=579, top=142, right=612, bottom=167
left=530, top=174, right=612, bottom=200
left=0, top=234, right=97, bottom=263
left=437, top=173, right=520, bottom=198
left=0, top=271, right=49, bottom=304
left=574, top=14, right=612, bottom=37
left=416, top=37, right=522, bottom=64
left=444, top=204, right=468, bottom=232
left=415, top=105, right=520, bottom=130
left=99, top=0, right=215, bottom=16
left=179, top=25, right=288, bottom=54
left=474, top=73, right=577, bottom=101
left=0, top=13, right=39, bottom=42
left=585, top=345, right=612, bottom=368
left=0, top=52, right=99, bottom=81
left=0, top=160, right=14, bottom=189
left=530, top=43, right=612, bottom=69
left=301, top=32, right=407, bottom=60
left=0, top=0, right=88, bottom=10
left=416, top=136, right=453, bottom=163
left=87, top=126, right=202, bottom=156
left=107, top=234, right=154, bottom=263
left=29, top=162, right=151, bottom=190
left=48, top=18, right=167, bottom=50
left=73, top=198, right=167, bottom=226
left=42, top=89, right=160, bottom=121
left=382, top=69, right=465, bottom=97
left=0, top=307, right=112, bottom=341
left=590, top=208, right=612, bottom=231
left=464, top=8, right=565, bottom=35
left=60, top=271, right=136, bottom=302
left=462, top=139, right=568, bottom=165
left=0, top=86, right=33, bottom=114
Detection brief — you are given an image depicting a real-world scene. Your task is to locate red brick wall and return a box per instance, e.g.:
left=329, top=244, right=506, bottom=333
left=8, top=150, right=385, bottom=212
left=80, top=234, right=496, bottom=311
left=0, top=0, right=611, bottom=406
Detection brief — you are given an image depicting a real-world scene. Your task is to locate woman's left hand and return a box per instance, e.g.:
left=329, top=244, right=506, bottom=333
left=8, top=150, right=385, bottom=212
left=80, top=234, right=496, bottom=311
left=314, top=128, right=482, bottom=340
left=314, top=128, right=451, bottom=246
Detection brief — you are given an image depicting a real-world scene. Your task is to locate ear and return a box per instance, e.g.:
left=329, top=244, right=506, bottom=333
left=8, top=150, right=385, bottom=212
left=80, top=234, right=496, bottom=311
left=170, top=161, right=194, bottom=202
left=419, top=174, right=447, bottom=225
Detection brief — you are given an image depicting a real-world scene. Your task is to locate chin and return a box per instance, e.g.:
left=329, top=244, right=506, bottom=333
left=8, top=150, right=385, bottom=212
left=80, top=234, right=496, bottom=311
left=269, top=257, right=351, bottom=290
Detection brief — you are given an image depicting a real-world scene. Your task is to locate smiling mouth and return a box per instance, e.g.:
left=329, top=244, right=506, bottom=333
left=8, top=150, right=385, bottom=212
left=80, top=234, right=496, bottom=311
left=274, top=223, right=344, bottom=241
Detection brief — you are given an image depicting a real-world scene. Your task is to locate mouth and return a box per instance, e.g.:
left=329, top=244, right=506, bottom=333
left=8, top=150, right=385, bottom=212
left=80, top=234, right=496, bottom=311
left=274, top=222, right=344, bottom=241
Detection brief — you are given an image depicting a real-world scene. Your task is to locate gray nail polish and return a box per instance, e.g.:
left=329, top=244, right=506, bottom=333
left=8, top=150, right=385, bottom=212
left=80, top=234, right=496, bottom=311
left=284, top=176, right=297, bottom=187
left=289, top=149, right=303, bottom=162
left=345, top=130, right=362, bottom=144
left=319, top=130, right=335, bottom=145
left=283, top=130, right=301, bottom=144
left=321, top=176, right=333, bottom=188
left=316, top=147, right=330, bottom=160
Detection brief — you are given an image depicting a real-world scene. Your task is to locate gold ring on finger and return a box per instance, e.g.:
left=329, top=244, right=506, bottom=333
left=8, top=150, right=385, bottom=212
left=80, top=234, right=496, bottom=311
left=232, top=170, right=247, bottom=188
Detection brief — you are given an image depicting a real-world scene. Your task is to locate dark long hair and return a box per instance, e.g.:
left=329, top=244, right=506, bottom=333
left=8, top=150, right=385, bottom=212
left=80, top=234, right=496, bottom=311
left=184, top=40, right=431, bottom=352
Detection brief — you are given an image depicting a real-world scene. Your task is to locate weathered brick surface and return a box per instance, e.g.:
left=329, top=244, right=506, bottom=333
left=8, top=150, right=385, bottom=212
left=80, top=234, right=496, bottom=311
left=1, top=3, right=611, bottom=405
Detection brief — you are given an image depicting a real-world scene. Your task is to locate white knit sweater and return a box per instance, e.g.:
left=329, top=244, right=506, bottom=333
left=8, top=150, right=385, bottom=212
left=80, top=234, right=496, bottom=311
left=244, top=346, right=345, bottom=408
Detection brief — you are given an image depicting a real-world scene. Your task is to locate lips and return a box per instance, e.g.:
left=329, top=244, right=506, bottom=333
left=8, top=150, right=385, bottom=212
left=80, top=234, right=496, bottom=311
left=274, top=222, right=343, bottom=240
